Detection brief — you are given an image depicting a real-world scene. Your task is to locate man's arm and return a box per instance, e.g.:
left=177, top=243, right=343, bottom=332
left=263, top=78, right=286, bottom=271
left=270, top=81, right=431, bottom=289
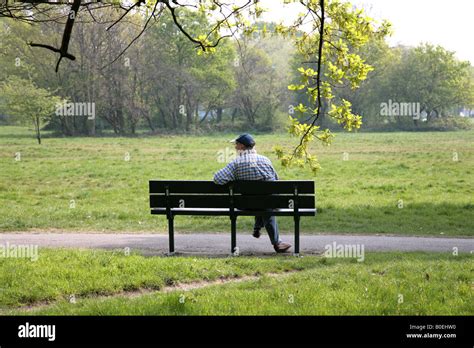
left=273, top=167, right=279, bottom=180
left=213, top=161, right=236, bottom=185
left=267, top=157, right=279, bottom=180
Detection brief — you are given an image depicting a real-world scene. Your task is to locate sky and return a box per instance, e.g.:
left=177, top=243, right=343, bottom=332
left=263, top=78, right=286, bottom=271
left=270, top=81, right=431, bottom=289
left=258, top=0, right=474, bottom=64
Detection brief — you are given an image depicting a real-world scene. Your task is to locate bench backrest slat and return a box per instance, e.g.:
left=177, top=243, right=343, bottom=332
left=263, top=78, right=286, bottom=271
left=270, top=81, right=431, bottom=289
left=150, top=180, right=228, bottom=194
left=149, top=180, right=314, bottom=194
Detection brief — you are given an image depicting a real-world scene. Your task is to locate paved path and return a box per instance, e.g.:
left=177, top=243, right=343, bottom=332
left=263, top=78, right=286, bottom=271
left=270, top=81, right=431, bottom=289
left=0, top=233, right=472, bottom=256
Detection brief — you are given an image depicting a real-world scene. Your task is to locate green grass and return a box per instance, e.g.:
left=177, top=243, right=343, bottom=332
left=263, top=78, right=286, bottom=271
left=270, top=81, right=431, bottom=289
left=2, top=250, right=472, bottom=315
left=0, top=248, right=319, bottom=309
left=0, top=126, right=473, bottom=236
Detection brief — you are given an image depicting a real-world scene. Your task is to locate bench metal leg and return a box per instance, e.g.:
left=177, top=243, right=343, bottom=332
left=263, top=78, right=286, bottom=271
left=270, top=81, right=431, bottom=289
left=168, top=216, right=175, bottom=255
left=231, top=217, right=237, bottom=255
left=294, top=216, right=300, bottom=256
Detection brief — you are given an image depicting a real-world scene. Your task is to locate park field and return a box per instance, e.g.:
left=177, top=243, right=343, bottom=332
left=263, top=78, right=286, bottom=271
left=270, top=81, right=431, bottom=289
left=0, top=249, right=471, bottom=315
left=0, top=126, right=473, bottom=236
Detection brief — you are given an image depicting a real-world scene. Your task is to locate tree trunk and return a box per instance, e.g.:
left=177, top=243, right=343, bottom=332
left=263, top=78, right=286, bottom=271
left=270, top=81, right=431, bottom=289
left=145, top=114, right=155, bottom=132
left=34, top=116, right=41, bottom=145
left=185, top=99, right=193, bottom=131
left=216, top=107, right=223, bottom=123
left=199, top=108, right=211, bottom=124
left=231, top=108, right=238, bottom=123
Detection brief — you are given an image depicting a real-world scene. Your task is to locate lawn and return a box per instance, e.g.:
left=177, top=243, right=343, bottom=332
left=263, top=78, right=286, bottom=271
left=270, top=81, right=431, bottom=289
left=0, top=126, right=473, bottom=236
left=0, top=248, right=322, bottom=310
left=1, top=249, right=471, bottom=315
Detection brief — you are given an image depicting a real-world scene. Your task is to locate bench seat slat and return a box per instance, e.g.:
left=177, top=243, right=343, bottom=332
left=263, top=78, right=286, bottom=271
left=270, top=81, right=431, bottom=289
left=150, top=208, right=316, bottom=216
left=150, top=194, right=315, bottom=209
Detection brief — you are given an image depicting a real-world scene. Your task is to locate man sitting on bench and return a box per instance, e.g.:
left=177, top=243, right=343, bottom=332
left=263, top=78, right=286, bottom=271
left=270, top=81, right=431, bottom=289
left=213, top=133, right=292, bottom=253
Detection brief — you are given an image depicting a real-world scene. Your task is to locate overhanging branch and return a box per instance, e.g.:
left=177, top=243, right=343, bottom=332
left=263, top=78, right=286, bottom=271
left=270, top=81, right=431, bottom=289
left=28, top=0, right=82, bottom=72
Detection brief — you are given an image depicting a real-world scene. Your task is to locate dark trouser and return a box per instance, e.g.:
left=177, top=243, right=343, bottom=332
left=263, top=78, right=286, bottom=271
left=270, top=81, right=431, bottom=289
left=254, top=214, right=281, bottom=245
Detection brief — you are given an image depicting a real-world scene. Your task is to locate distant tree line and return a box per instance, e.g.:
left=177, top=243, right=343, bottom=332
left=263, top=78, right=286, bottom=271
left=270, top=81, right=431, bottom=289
left=1, top=6, right=472, bottom=137
left=0, top=8, right=292, bottom=136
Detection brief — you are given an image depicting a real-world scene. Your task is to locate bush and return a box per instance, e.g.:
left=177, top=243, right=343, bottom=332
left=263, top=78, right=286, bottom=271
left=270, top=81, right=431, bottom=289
left=362, top=116, right=474, bottom=132
left=427, top=116, right=474, bottom=131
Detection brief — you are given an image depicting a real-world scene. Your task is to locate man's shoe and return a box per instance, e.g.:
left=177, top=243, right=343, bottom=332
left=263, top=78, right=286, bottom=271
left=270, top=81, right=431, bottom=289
left=274, top=242, right=291, bottom=253
left=252, top=228, right=261, bottom=238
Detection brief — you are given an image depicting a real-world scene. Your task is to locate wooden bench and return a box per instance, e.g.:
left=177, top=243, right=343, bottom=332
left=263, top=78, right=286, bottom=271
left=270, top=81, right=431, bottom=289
left=149, top=180, right=316, bottom=256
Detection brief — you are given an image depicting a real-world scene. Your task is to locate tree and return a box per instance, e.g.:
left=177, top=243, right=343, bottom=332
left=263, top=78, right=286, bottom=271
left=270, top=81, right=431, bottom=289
left=388, top=44, right=472, bottom=122
left=0, top=76, right=62, bottom=144
left=274, top=0, right=391, bottom=173
left=339, top=43, right=474, bottom=130
left=232, top=38, right=280, bottom=128
left=229, top=25, right=294, bottom=130
left=142, top=8, right=237, bottom=131
left=190, top=42, right=236, bottom=126
left=335, top=38, right=400, bottom=128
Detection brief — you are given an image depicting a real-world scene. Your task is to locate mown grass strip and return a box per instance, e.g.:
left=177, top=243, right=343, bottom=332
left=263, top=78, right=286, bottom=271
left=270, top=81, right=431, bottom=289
left=0, top=248, right=322, bottom=309
left=10, top=271, right=300, bottom=313
left=3, top=251, right=473, bottom=315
